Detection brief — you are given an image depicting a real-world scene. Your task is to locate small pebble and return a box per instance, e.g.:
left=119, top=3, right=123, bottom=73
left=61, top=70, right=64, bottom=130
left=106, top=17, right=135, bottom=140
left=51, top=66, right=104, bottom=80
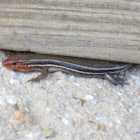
left=7, top=96, right=17, bottom=105
left=9, top=111, right=24, bottom=125
left=61, top=118, right=69, bottom=125
left=10, top=78, right=20, bottom=84
left=84, top=95, right=93, bottom=100
left=44, top=128, right=55, bottom=138
left=115, top=119, right=121, bottom=124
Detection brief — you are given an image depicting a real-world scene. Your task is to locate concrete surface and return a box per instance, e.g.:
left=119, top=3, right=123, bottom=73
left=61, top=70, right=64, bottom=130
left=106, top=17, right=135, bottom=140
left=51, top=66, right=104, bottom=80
left=0, top=51, right=140, bottom=140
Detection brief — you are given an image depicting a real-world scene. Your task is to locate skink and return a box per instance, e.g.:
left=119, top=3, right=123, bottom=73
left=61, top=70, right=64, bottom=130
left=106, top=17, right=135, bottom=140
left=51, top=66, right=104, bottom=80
left=2, top=53, right=131, bottom=85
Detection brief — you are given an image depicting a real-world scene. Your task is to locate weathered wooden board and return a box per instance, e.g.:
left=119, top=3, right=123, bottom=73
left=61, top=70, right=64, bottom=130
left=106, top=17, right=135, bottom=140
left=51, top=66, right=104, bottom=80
left=0, top=0, right=140, bottom=64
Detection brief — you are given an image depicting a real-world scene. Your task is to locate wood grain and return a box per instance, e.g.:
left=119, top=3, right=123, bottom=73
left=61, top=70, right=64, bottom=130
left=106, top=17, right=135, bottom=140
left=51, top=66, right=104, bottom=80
left=0, top=0, right=140, bottom=63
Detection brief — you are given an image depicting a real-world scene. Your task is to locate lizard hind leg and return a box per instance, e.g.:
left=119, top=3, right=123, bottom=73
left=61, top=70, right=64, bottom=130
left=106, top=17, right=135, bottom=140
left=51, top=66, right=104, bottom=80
left=104, top=73, right=125, bottom=85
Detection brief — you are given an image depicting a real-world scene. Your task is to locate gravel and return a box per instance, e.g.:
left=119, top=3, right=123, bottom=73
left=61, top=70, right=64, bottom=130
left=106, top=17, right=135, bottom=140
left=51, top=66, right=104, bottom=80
left=0, top=51, right=139, bottom=140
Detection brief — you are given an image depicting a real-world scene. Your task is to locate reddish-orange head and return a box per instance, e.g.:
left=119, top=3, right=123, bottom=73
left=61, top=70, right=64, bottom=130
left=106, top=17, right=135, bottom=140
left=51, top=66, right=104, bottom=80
left=2, top=54, right=32, bottom=71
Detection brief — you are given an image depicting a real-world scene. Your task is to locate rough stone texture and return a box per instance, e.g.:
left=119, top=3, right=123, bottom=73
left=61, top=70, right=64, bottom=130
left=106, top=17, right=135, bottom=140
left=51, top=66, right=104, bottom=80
left=0, top=51, right=140, bottom=140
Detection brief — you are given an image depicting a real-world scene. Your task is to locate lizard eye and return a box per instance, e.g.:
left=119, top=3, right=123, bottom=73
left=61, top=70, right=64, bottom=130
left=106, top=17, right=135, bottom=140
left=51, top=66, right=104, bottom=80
left=12, top=62, right=17, bottom=66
